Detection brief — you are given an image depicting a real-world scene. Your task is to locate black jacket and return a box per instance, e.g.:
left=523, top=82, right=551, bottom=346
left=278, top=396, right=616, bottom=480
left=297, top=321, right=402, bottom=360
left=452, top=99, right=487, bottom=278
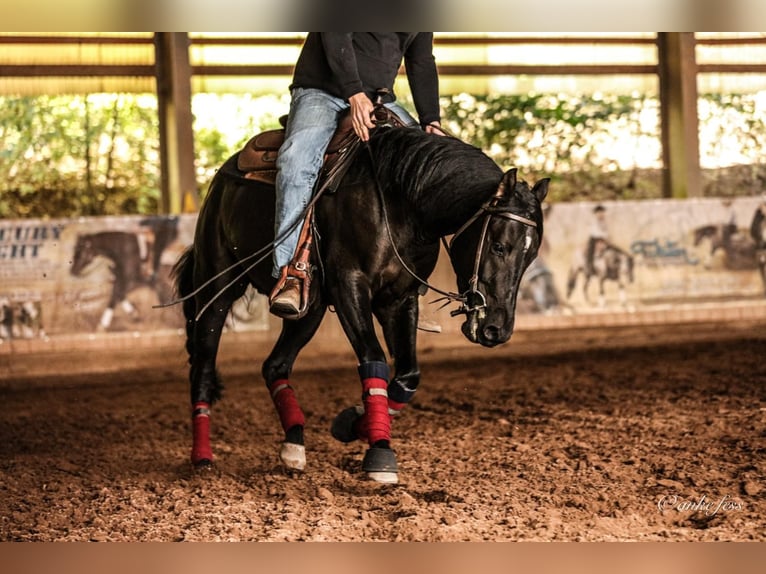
left=290, top=33, right=440, bottom=126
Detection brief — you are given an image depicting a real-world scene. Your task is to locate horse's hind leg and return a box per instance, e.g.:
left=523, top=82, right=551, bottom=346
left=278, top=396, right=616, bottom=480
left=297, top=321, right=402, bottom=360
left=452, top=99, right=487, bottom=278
left=178, top=249, right=246, bottom=467
left=188, top=286, right=246, bottom=467
left=261, top=301, right=327, bottom=472
left=597, top=278, right=607, bottom=308
left=565, top=266, right=579, bottom=300
left=617, top=280, right=628, bottom=306
left=188, top=299, right=238, bottom=467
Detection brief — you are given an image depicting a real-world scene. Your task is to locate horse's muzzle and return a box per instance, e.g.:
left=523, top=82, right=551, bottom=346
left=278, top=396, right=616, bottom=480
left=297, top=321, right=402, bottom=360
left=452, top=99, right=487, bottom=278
left=460, top=314, right=512, bottom=348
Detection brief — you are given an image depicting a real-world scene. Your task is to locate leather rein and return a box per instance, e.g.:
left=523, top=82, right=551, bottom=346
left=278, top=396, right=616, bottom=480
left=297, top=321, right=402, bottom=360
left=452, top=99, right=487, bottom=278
left=364, top=116, right=539, bottom=317
left=162, top=107, right=538, bottom=324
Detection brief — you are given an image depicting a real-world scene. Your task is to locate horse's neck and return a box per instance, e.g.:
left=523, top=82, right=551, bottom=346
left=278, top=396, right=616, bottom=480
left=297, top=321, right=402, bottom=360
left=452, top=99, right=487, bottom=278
left=93, top=236, right=117, bottom=260
left=368, top=128, right=501, bottom=238
left=93, top=233, right=134, bottom=263
left=413, top=187, right=497, bottom=240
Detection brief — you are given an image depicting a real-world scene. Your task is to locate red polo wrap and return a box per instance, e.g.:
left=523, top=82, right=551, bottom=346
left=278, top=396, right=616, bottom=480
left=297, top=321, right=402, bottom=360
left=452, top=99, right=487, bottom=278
left=362, top=377, right=390, bottom=445
left=191, top=402, right=212, bottom=464
left=268, top=379, right=305, bottom=432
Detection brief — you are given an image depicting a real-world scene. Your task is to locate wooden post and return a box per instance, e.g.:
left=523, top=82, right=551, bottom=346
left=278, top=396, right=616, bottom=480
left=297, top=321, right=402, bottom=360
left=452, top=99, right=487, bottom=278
left=154, top=33, right=197, bottom=214
left=657, top=33, right=701, bottom=199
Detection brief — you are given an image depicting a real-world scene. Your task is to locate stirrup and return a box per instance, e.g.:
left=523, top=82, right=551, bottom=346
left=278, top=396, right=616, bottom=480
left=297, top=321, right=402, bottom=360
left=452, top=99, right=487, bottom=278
left=269, top=268, right=309, bottom=320
left=269, top=205, right=315, bottom=320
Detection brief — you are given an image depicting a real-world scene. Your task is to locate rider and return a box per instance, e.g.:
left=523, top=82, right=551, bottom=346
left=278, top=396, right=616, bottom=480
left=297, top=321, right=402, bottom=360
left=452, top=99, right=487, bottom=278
left=269, top=33, right=444, bottom=319
left=586, top=204, right=611, bottom=276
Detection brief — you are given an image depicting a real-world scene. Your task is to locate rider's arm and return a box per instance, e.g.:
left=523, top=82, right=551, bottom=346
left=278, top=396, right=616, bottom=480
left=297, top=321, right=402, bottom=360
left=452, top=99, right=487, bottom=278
left=320, top=33, right=375, bottom=141
left=404, top=32, right=441, bottom=128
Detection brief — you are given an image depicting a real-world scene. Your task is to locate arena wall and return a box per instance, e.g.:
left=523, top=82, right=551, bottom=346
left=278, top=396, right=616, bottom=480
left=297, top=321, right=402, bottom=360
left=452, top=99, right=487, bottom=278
left=2, top=196, right=765, bottom=380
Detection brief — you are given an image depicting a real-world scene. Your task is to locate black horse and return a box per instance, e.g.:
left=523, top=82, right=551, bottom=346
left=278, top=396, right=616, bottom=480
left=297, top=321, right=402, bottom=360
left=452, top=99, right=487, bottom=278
left=70, top=221, right=177, bottom=330
left=174, top=126, right=548, bottom=483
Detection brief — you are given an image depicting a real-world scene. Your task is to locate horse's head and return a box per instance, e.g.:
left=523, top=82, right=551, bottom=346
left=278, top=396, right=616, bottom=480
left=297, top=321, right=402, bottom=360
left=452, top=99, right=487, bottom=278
left=448, top=169, right=549, bottom=347
left=693, top=225, right=713, bottom=246
left=70, top=234, right=96, bottom=277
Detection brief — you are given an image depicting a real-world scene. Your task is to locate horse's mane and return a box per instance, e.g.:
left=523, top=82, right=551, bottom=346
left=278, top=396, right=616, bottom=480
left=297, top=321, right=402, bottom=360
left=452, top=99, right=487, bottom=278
left=366, top=127, right=503, bottom=234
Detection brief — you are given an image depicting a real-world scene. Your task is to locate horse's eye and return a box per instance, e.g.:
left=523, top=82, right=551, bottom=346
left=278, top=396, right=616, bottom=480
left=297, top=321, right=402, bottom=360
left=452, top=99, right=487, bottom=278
left=490, top=242, right=505, bottom=256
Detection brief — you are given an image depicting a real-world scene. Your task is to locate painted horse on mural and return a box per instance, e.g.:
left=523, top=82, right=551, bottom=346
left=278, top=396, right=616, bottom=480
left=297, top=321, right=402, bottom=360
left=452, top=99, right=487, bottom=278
left=693, top=222, right=759, bottom=271
left=751, top=200, right=766, bottom=294
left=566, top=239, right=634, bottom=307
left=70, top=217, right=179, bottom=330
left=171, top=121, right=549, bottom=483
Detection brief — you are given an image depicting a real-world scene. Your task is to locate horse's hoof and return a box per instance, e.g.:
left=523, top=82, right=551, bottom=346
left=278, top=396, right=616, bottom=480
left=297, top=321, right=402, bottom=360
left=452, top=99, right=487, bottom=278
left=280, top=442, right=306, bottom=471
left=331, top=405, right=365, bottom=443
left=192, top=458, right=213, bottom=470
left=362, top=447, right=398, bottom=484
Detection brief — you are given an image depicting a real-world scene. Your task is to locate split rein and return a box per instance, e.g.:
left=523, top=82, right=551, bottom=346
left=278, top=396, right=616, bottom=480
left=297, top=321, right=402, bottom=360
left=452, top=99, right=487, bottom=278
left=153, top=165, right=334, bottom=321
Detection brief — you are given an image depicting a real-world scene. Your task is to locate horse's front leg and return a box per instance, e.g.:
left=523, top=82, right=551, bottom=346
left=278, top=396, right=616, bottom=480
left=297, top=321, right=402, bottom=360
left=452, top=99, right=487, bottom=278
left=597, top=277, right=607, bottom=308
left=261, top=301, right=327, bottom=472
left=330, top=278, right=399, bottom=484
left=332, top=293, right=421, bottom=442
left=97, top=279, right=124, bottom=331
left=582, top=273, right=593, bottom=304
left=376, top=293, right=421, bottom=422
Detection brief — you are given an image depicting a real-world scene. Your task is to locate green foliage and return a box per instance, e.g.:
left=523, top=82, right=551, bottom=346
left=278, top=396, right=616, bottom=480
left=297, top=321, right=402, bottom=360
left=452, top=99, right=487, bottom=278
left=439, top=92, right=664, bottom=201
left=191, top=93, right=288, bottom=199
left=0, top=95, right=160, bottom=218
left=1, top=91, right=764, bottom=219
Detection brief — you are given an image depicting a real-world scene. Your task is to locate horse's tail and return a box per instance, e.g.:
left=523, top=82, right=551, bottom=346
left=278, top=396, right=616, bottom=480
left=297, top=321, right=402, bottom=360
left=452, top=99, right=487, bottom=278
left=172, top=247, right=197, bottom=365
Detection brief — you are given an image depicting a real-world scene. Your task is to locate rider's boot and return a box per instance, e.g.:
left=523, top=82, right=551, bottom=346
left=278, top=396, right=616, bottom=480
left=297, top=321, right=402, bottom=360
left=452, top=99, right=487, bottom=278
left=269, top=210, right=313, bottom=320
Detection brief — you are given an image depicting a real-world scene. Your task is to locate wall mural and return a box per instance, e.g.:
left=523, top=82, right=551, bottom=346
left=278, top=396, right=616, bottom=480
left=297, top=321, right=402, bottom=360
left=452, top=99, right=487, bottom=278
left=0, top=214, right=267, bottom=341
left=1, top=195, right=765, bottom=342
left=520, top=195, right=766, bottom=315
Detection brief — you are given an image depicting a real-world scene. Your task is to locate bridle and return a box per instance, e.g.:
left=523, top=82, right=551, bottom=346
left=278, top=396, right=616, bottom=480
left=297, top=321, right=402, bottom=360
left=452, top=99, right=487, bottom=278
left=365, top=107, right=541, bottom=319
left=368, top=138, right=539, bottom=321
left=444, top=193, right=539, bottom=319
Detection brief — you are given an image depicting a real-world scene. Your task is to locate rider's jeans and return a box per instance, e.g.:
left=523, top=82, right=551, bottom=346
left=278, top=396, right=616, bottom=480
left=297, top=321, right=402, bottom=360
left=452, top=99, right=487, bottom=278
left=272, top=87, right=417, bottom=278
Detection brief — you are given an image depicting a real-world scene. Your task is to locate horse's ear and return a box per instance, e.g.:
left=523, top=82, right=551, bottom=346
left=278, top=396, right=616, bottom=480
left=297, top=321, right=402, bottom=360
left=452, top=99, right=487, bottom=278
left=532, top=178, right=550, bottom=203
left=497, top=168, right=518, bottom=198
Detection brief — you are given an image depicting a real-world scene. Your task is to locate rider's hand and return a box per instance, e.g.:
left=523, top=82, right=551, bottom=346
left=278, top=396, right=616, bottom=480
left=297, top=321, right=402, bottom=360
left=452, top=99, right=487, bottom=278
left=425, top=121, right=446, bottom=136
left=349, top=92, right=376, bottom=142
